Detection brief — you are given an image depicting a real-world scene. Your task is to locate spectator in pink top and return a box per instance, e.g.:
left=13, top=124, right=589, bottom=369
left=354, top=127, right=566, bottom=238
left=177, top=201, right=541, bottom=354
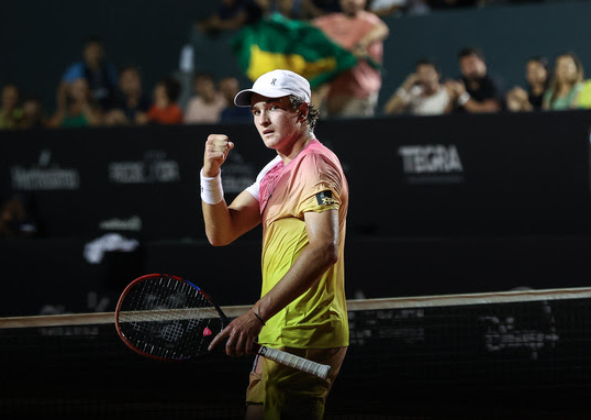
left=184, top=72, right=227, bottom=124
left=312, top=0, right=389, bottom=118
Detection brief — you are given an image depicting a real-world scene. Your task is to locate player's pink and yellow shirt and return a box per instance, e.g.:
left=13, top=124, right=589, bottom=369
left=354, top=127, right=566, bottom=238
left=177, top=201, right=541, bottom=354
left=246, top=138, right=349, bottom=349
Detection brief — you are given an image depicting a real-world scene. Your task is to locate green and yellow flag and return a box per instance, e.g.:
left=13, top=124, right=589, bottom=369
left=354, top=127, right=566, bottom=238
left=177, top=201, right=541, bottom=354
left=232, top=14, right=359, bottom=89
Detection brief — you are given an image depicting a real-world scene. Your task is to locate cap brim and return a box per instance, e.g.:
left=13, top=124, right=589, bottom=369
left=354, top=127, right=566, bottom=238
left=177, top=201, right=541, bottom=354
left=234, top=87, right=291, bottom=107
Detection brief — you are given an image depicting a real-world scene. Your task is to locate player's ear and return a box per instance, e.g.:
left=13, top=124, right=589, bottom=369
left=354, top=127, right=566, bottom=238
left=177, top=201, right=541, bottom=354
left=298, top=102, right=309, bottom=122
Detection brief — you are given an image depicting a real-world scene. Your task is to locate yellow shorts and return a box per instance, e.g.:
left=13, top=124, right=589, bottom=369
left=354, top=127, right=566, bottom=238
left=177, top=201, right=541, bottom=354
left=245, top=346, right=347, bottom=420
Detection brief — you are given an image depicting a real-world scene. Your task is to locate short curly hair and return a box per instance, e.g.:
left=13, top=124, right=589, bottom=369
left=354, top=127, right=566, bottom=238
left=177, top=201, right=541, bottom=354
left=289, top=95, right=319, bottom=132
left=160, top=76, right=181, bottom=102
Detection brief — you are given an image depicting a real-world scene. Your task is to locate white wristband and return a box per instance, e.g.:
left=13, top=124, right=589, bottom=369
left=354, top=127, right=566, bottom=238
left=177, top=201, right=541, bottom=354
left=396, top=88, right=410, bottom=102
left=458, top=92, right=470, bottom=106
left=200, top=169, right=224, bottom=205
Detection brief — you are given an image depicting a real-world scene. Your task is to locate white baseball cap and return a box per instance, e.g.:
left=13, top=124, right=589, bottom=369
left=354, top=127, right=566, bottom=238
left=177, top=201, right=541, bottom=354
left=234, top=69, right=312, bottom=107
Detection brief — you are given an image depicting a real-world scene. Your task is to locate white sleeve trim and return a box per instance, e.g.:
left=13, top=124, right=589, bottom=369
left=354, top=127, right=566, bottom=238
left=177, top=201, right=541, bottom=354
left=245, top=155, right=282, bottom=201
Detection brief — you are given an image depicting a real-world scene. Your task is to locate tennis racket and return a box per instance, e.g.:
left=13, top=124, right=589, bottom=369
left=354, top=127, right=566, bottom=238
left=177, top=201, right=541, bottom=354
left=115, top=273, right=331, bottom=379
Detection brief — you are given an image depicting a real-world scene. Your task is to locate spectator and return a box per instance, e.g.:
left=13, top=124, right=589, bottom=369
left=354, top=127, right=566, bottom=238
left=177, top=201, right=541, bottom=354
left=58, top=37, right=118, bottom=111
left=0, top=195, right=37, bottom=239
left=313, top=0, right=389, bottom=118
left=446, top=47, right=504, bottom=113
left=184, top=72, right=227, bottom=124
left=302, top=0, right=342, bottom=18
left=20, top=95, right=48, bottom=130
left=506, top=56, right=549, bottom=112
left=143, top=77, right=183, bottom=125
left=576, top=79, right=591, bottom=110
left=384, top=59, right=450, bottom=116
left=0, top=84, right=23, bottom=130
left=50, top=78, right=102, bottom=128
left=196, top=0, right=266, bottom=35
left=543, top=52, right=584, bottom=111
left=219, top=76, right=253, bottom=123
left=104, top=66, right=150, bottom=126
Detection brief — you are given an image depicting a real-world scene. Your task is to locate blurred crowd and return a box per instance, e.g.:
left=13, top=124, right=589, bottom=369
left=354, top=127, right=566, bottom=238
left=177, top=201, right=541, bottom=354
left=385, top=48, right=591, bottom=116
left=1, top=0, right=589, bottom=132
left=0, top=36, right=254, bottom=131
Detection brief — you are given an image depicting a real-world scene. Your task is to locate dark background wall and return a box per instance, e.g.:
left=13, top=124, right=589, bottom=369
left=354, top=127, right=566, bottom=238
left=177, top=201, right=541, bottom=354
left=2, top=1, right=591, bottom=114
left=3, top=111, right=591, bottom=242
left=2, top=111, right=591, bottom=316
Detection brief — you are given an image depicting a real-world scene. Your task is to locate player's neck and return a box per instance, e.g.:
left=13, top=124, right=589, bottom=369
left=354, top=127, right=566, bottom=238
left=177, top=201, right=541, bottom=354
left=278, top=132, right=314, bottom=165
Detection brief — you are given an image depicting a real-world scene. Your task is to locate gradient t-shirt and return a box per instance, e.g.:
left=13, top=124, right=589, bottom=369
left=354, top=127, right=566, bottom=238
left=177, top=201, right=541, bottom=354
left=246, top=138, right=349, bottom=349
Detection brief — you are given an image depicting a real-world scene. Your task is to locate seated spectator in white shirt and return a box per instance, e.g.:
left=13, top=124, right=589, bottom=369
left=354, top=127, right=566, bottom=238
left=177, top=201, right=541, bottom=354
left=184, top=72, right=227, bottom=124
left=384, top=59, right=450, bottom=116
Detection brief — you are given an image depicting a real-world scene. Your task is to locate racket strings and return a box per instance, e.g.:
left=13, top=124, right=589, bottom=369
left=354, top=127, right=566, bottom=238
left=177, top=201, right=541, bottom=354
left=118, top=276, right=221, bottom=360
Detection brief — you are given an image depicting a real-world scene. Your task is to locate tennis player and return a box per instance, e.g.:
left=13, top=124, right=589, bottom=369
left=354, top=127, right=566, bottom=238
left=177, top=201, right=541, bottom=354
left=202, top=69, right=349, bottom=419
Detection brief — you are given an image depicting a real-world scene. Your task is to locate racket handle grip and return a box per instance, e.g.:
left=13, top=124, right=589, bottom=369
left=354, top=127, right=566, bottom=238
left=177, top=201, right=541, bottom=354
left=257, top=346, right=331, bottom=380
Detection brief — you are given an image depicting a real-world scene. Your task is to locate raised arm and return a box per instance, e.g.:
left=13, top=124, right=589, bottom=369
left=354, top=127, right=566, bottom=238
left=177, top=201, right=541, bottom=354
left=353, top=20, right=389, bottom=59
left=446, top=79, right=501, bottom=113
left=384, top=73, right=418, bottom=115
left=357, top=18, right=389, bottom=53
left=462, top=97, right=501, bottom=113
left=201, top=134, right=261, bottom=246
left=208, top=209, right=340, bottom=356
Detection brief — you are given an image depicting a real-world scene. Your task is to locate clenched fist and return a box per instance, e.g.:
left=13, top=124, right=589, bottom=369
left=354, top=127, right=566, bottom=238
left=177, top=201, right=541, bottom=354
left=203, top=134, right=235, bottom=177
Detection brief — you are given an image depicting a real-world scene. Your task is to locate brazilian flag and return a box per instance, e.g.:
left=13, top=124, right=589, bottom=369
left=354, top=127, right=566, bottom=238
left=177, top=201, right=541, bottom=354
left=232, top=14, right=359, bottom=89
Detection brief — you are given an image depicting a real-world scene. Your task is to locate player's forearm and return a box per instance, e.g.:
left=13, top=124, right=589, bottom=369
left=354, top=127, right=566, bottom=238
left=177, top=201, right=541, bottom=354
left=202, top=201, right=235, bottom=246
left=463, top=98, right=501, bottom=113
left=253, top=240, right=338, bottom=323
left=384, top=94, right=407, bottom=114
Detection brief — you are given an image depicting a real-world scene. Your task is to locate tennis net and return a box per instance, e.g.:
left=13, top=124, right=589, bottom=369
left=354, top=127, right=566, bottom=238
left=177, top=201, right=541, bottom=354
left=2, top=287, right=590, bottom=419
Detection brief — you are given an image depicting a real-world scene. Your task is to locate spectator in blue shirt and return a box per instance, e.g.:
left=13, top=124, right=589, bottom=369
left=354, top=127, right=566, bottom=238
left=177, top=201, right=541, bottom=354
left=104, top=66, right=150, bottom=125
left=57, top=37, right=118, bottom=112
left=219, top=76, right=253, bottom=123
